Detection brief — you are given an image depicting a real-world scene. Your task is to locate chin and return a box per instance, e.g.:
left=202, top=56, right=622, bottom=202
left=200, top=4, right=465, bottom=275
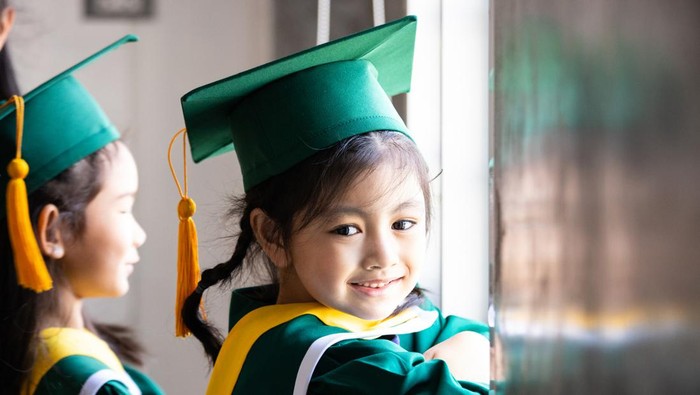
left=117, top=283, right=130, bottom=296
left=353, top=306, right=397, bottom=321
left=108, top=282, right=130, bottom=297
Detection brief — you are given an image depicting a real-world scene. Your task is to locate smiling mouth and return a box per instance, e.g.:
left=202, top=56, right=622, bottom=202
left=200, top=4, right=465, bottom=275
left=350, top=277, right=402, bottom=289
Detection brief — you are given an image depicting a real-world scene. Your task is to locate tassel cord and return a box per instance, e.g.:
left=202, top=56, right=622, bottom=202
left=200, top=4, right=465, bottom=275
left=168, top=128, right=204, bottom=337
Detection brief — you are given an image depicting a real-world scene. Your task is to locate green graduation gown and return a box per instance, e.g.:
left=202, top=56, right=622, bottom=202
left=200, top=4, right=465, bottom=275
left=208, top=285, right=489, bottom=394
left=27, top=327, right=164, bottom=395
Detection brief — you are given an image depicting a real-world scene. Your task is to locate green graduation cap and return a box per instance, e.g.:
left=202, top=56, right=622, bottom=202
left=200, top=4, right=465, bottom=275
left=1, top=34, right=138, bottom=211
left=181, top=15, right=417, bottom=191
left=1, top=34, right=138, bottom=292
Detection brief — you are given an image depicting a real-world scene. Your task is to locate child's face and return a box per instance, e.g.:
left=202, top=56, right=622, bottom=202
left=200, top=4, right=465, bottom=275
left=279, top=163, right=427, bottom=320
left=60, top=142, right=146, bottom=298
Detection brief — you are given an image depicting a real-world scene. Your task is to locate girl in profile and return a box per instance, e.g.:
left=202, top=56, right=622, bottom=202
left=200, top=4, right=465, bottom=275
left=0, top=36, right=163, bottom=394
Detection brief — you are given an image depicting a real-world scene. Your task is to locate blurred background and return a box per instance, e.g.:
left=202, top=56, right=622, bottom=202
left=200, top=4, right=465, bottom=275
left=10, top=0, right=488, bottom=392
left=491, top=0, right=700, bottom=393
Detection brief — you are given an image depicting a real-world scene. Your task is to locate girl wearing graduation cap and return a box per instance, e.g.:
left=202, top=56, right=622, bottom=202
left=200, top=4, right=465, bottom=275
left=173, top=16, right=490, bottom=394
left=0, top=36, right=163, bottom=394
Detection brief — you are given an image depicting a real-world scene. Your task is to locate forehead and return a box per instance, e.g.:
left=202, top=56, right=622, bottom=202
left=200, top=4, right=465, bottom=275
left=336, top=162, right=425, bottom=209
left=96, top=143, right=139, bottom=194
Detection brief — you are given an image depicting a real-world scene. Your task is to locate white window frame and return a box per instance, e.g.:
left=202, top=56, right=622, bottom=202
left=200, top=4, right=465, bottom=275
left=407, top=0, right=489, bottom=321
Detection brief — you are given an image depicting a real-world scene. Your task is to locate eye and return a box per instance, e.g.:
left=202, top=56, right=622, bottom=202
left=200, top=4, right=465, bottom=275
left=119, top=206, right=133, bottom=214
left=392, top=220, right=415, bottom=231
left=116, top=196, right=136, bottom=214
left=332, top=225, right=360, bottom=236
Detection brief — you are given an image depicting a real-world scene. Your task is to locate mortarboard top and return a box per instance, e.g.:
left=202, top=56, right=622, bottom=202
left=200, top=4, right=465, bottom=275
left=181, top=15, right=417, bottom=191
left=0, top=34, right=138, bottom=216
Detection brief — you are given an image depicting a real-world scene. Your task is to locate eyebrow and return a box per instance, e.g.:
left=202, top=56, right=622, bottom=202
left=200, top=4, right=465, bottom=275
left=393, top=200, right=424, bottom=212
left=114, top=191, right=137, bottom=200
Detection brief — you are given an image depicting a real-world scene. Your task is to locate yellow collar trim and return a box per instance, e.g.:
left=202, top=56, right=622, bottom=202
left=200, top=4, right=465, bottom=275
left=24, top=327, right=124, bottom=394
left=206, top=302, right=424, bottom=395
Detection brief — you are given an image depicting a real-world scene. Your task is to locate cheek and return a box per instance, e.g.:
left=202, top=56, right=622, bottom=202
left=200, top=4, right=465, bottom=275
left=293, top=245, right=349, bottom=286
left=96, top=216, right=133, bottom=254
left=69, top=225, right=126, bottom=275
left=396, top=243, right=424, bottom=298
left=404, top=237, right=427, bottom=270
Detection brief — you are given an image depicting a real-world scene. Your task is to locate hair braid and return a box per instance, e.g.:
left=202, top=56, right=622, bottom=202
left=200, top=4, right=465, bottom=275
left=181, top=207, right=256, bottom=364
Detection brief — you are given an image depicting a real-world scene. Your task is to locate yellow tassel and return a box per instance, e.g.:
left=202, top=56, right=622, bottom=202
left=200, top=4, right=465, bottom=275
left=175, top=197, right=201, bottom=337
left=3, top=95, right=52, bottom=292
left=6, top=159, right=53, bottom=292
left=168, top=128, right=206, bottom=337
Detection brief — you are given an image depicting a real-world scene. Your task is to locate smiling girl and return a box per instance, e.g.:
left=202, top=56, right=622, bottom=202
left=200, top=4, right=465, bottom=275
left=0, top=36, right=162, bottom=394
left=176, top=16, right=490, bottom=394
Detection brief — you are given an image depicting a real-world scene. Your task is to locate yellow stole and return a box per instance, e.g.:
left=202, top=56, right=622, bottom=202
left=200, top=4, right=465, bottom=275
left=206, top=303, right=431, bottom=395
left=24, top=327, right=125, bottom=394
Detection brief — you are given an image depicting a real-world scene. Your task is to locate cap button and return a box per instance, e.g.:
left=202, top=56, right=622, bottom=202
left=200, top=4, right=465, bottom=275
left=178, top=197, right=196, bottom=219
left=7, top=158, right=29, bottom=179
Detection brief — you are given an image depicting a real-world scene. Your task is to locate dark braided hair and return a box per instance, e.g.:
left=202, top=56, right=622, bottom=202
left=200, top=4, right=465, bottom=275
left=181, top=206, right=256, bottom=362
left=182, top=131, right=433, bottom=365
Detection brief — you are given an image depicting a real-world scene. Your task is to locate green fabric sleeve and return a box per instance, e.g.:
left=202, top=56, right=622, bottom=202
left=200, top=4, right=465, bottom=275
left=311, top=338, right=487, bottom=394
left=34, top=355, right=131, bottom=395
left=306, top=300, right=491, bottom=394
left=34, top=356, right=163, bottom=395
left=398, top=299, right=490, bottom=353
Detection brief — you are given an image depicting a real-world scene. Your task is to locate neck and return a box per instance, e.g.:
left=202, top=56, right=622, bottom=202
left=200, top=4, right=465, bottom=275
left=47, top=285, right=85, bottom=329
left=276, top=267, right=315, bottom=305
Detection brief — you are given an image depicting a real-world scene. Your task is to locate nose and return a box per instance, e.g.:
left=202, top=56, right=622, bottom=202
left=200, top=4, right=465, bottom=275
left=362, top=230, right=398, bottom=271
left=133, top=218, right=147, bottom=248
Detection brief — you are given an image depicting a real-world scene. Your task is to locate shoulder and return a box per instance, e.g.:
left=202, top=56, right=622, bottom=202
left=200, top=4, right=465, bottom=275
left=33, top=355, right=133, bottom=395
left=30, top=328, right=147, bottom=395
left=215, top=306, right=346, bottom=394
left=36, top=327, right=124, bottom=370
left=248, top=311, right=349, bottom=364
left=229, top=284, right=280, bottom=330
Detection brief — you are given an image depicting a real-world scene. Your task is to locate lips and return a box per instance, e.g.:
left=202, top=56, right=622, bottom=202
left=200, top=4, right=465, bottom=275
left=350, top=277, right=401, bottom=288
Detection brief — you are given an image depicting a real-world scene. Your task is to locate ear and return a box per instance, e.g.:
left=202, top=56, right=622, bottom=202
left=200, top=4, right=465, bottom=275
left=0, top=7, right=15, bottom=48
left=36, top=204, right=65, bottom=259
left=249, top=208, right=289, bottom=268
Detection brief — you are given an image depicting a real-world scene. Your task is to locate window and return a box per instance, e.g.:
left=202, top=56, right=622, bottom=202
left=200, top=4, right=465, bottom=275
left=407, top=0, right=489, bottom=321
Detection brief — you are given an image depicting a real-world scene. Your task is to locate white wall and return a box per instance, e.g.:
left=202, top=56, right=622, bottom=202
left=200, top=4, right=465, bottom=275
left=12, top=1, right=272, bottom=392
